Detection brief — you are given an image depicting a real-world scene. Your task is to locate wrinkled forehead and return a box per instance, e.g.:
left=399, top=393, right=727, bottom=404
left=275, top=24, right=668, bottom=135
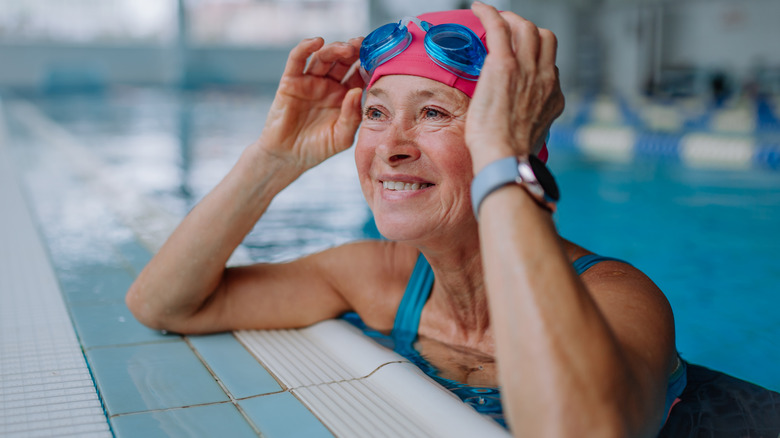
left=366, top=74, right=471, bottom=104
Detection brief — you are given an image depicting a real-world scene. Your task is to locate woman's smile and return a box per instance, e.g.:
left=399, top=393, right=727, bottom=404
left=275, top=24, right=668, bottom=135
left=378, top=173, right=435, bottom=194
left=381, top=181, right=433, bottom=191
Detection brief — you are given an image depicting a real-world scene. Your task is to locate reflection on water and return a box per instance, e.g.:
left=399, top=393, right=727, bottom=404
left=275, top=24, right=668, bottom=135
left=411, top=336, right=505, bottom=427
left=342, top=313, right=507, bottom=427
left=22, top=88, right=370, bottom=263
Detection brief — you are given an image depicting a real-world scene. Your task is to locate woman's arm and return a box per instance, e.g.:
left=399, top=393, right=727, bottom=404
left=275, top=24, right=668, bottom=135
left=468, top=3, right=676, bottom=437
left=126, top=37, right=365, bottom=334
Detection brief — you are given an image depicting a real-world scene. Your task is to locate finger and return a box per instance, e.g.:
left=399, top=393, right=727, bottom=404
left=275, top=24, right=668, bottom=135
left=334, top=87, right=364, bottom=148
left=326, top=61, right=351, bottom=81
left=304, top=42, right=359, bottom=76
left=283, top=37, right=325, bottom=77
left=303, top=46, right=334, bottom=76
left=346, top=36, right=364, bottom=53
left=341, top=37, right=366, bottom=89
left=326, top=47, right=361, bottom=81
left=501, top=11, right=540, bottom=67
left=471, top=2, right=514, bottom=60
left=341, top=60, right=366, bottom=89
left=538, top=28, right=558, bottom=68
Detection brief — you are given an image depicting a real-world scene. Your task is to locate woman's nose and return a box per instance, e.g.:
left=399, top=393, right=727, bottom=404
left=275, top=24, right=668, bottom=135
left=376, top=123, right=421, bottom=165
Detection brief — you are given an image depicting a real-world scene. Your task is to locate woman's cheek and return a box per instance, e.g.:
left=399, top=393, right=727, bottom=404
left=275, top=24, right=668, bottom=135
left=354, top=138, right=375, bottom=202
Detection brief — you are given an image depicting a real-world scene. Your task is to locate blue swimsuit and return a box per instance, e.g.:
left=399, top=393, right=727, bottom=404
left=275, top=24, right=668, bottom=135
left=345, top=252, right=780, bottom=434
left=390, top=253, right=687, bottom=427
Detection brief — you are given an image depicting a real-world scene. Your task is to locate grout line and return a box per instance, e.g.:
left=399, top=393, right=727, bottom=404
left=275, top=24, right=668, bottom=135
left=268, top=360, right=410, bottom=392
left=181, top=336, right=266, bottom=436
left=82, top=337, right=182, bottom=352
left=107, top=400, right=237, bottom=419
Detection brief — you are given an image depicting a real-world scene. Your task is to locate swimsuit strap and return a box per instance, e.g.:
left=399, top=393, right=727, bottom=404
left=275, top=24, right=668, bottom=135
left=392, top=253, right=434, bottom=348
left=572, top=253, right=629, bottom=275
left=393, top=252, right=630, bottom=346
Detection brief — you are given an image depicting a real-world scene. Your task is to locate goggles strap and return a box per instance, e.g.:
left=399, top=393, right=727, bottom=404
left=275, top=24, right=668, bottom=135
left=343, top=59, right=367, bottom=86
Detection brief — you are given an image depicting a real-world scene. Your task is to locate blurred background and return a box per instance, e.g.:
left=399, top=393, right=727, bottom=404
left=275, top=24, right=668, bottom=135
left=1, top=0, right=779, bottom=392
left=0, top=0, right=777, bottom=97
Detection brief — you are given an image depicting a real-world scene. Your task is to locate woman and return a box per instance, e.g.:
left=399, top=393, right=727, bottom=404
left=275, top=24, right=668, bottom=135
left=127, top=3, right=682, bottom=436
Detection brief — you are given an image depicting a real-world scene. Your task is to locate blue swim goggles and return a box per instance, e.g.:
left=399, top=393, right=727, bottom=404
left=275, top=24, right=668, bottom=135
left=359, top=17, right=487, bottom=81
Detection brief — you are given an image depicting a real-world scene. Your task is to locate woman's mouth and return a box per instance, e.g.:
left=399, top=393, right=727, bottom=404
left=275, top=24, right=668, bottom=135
left=382, top=181, right=433, bottom=191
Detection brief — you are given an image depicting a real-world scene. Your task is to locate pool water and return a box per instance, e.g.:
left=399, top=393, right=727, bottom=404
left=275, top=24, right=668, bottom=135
left=7, top=88, right=780, bottom=424
left=342, top=312, right=507, bottom=426
left=552, top=154, right=780, bottom=392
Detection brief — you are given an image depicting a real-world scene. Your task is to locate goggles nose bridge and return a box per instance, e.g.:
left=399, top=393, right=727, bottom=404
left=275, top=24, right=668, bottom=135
left=399, top=16, right=426, bottom=31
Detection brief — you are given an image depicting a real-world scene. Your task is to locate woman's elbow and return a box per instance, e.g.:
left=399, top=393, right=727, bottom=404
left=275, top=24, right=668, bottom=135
left=125, top=282, right=172, bottom=331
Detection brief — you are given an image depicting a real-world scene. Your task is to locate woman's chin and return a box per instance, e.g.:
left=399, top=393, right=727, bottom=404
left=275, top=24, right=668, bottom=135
left=373, top=218, right=431, bottom=243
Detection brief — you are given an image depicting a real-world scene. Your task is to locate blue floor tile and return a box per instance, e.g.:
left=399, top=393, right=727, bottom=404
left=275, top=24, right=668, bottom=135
left=189, top=333, right=283, bottom=399
left=111, top=403, right=257, bottom=438
left=87, top=341, right=229, bottom=415
left=57, top=263, right=136, bottom=304
left=115, top=238, right=153, bottom=275
left=69, top=300, right=174, bottom=348
left=239, top=392, right=333, bottom=438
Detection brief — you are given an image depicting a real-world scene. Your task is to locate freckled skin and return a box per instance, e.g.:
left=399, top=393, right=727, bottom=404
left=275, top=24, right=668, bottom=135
left=355, top=77, right=477, bottom=243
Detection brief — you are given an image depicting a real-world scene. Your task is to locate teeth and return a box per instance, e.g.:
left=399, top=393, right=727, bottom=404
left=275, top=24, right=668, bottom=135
left=383, top=181, right=431, bottom=191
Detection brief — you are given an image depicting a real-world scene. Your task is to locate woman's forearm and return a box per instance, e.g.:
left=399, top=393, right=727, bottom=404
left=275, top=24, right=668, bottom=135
left=478, top=188, right=654, bottom=437
left=126, top=141, right=303, bottom=330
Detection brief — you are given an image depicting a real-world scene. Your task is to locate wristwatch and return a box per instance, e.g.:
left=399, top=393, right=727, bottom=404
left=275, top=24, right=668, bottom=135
left=471, top=155, right=560, bottom=218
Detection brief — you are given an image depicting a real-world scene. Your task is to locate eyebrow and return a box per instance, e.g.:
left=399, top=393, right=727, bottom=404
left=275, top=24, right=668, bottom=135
left=367, top=87, right=436, bottom=100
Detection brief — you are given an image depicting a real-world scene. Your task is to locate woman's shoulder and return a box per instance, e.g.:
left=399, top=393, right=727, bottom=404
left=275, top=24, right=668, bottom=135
left=562, top=240, right=679, bottom=380
left=315, top=240, right=419, bottom=331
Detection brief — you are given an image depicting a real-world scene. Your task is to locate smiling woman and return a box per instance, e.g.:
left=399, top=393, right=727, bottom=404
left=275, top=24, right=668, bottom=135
left=124, top=3, right=779, bottom=437
left=125, top=5, right=678, bottom=437
left=356, top=78, right=476, bottom=242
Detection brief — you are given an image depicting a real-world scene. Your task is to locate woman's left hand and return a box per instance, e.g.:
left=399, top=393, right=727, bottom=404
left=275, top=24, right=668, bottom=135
left=466, top=2, right=565, bottom=171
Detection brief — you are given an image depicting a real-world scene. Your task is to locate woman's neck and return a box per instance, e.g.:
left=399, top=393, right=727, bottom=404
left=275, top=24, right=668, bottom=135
left=415, top=234, right=495, bottom=354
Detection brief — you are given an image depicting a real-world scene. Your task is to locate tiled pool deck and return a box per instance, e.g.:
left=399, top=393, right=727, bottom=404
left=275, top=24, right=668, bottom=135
left=0, top=98, right=507, bottom=437
left=0, top=121, right=110, bottom=436
left=0, top=114, right=326, bottom=436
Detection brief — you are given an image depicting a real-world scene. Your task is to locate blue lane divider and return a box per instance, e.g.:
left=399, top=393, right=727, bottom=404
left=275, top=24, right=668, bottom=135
left=633, top=131, right=682, bottom=159
left=755, top=140, right=780, bottom=170
left=549, top=94, right=780, bottom=170
left=549, top=123, right=777, bottom=169
left=757, top=97, right=780, bottom=132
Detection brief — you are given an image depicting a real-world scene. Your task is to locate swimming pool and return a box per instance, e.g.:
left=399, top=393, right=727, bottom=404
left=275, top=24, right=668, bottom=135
left=12, top=87, right=780, bottom=396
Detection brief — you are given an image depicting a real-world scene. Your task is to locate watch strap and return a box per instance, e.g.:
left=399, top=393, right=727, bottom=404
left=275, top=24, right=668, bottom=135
left=470, top=156, right=520, bottom=218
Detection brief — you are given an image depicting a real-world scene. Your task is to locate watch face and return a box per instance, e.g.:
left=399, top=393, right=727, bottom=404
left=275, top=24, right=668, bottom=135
left=529, top=155, right=560, bottom=201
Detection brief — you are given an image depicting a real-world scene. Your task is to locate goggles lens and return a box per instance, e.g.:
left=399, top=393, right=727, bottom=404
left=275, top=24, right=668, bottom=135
left=424, top=24, right=485, bottom=81
left=360, top=21, right=413, bottom=72
left=360, top=18, right=486, bottom=82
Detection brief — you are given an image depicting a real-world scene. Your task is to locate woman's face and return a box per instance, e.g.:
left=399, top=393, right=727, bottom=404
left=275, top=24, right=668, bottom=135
left=355, top=75, right=476, bottom=242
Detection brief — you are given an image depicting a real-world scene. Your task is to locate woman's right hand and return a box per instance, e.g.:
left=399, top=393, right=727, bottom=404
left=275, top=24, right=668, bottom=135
left=257, top=37, right=365, bottom=171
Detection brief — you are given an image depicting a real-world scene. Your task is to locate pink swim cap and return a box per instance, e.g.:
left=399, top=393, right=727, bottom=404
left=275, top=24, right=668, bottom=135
left=367, top=10, right=485, bottom=99
left=365, top=9, right=549, bottom=162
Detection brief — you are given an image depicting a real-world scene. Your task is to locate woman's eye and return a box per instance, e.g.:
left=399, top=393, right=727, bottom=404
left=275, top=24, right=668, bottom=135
left=423, top=107, right=446, bottom=119
left=364, top=107, right=384, bottom=120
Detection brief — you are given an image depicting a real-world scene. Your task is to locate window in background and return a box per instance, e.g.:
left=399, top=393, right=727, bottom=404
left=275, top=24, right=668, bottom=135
left=185, top=0, right=369, bottom=47
left=0, top=0, right=367, bottom=47
left=0, top=0, right=177, bottom=45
